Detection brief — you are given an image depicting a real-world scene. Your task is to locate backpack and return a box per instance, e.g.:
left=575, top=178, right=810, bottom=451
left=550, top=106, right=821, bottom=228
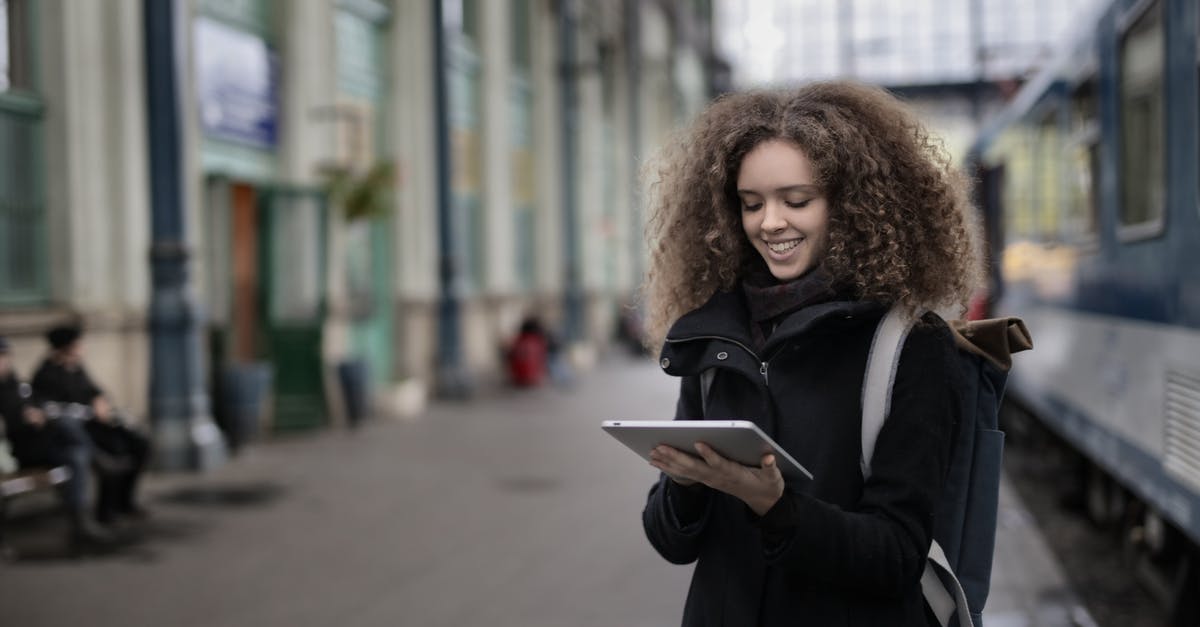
left=862, top=307, right=1032, bottom=627
left=698, top=307, right=1032, bottom=627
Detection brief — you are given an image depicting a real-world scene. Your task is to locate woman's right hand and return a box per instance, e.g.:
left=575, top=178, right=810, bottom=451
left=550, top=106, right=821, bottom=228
left=649, top=445, right=698, bottom=486
left=650, top=443, right=785, bottom=515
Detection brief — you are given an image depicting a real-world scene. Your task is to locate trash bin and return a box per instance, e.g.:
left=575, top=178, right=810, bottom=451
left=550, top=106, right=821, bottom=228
left=337, top=358, right=370, bottom=428
left=219, top=362, right=273, bottom=453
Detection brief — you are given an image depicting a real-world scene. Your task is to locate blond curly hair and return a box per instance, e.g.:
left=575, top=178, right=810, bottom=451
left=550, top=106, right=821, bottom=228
left=641, top=81, right=983, bottom=346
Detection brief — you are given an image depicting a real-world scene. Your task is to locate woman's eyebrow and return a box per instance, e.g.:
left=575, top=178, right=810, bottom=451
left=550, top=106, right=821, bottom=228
left=776, top=184, right=819, bottom=194
left=736, top=184, right=819, bottom=195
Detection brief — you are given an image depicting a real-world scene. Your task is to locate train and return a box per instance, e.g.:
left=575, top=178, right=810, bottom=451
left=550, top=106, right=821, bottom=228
left=966, top=0, right=1200, bottom=621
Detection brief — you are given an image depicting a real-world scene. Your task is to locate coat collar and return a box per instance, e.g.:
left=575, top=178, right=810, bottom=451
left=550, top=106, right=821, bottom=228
left=665, top=288, right=887, bottom=356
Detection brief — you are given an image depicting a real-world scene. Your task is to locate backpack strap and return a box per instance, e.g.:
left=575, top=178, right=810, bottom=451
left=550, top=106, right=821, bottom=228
left=860, top=306, right=918, bottom=479
left=862, top=306, right=977, bottom=627
left=924, top=540, right=974, bottom=627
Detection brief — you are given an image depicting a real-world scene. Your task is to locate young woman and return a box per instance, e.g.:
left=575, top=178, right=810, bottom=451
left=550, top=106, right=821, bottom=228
left=640, top=81, right=982, bottom=626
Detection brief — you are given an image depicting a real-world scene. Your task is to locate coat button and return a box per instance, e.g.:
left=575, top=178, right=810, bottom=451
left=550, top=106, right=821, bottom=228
left=716, top=351, right=728, bottom=360
left=660, top=358, right=670, bottom=369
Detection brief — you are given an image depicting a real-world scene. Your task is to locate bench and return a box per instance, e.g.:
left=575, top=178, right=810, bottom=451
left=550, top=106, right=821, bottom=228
left=0, top=465, right=72, bottom=560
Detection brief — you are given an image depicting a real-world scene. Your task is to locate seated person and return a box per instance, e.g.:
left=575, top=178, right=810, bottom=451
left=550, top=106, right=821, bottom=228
left=32, top=325, right=150, bottom=524
left=0, top=335, right=110, bottom=546
left=507, top=317, right=549, bottom=387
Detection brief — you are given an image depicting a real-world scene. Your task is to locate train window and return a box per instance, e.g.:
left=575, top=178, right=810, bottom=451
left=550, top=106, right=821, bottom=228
left=1066, top=80, right=1099, bottom=242
left=1036, top=111, right=1063, bottom=242
left=1001, top=129, right=1037, bottom=242
left=1118, top=0, right=1165, bottom=239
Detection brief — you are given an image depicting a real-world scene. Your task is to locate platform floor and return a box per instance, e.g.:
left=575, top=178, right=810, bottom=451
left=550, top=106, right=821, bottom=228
left=0, top=355, right=1092, bottom=626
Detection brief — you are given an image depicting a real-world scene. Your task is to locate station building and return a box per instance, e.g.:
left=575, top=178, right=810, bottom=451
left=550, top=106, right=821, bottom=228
left=0, top=0, right=725, bottom=444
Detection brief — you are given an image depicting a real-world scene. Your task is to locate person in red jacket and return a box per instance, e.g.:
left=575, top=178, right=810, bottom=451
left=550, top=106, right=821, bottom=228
left=506, top=317, right=548, bottom=387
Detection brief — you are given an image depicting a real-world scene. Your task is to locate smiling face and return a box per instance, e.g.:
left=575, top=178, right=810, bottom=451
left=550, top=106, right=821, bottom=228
left=736, top=139, right=830, bottom=282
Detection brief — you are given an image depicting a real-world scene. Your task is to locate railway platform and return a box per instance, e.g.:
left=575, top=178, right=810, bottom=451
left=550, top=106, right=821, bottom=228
left=0, top=354, right=1097, bottom=626
left=987, top=475, right=1097, bottom=626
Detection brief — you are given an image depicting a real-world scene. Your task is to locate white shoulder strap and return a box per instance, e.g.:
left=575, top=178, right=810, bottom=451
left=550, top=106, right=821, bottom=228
left=860, top=306, right=916, bottom=479
left=924, top=540, right=975, bottom=627
left=861, top=308, right=976, bottom=627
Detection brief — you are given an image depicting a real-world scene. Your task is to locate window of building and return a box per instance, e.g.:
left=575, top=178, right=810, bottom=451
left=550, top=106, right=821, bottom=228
left=334, top=3, right=389, bottom=319
left=446, top=0, right=484, bottom=291
left=0, top=0, right=48, bottom=304
left=1118, top=0, right=1164, bottom=239
left=510, top=0, right=536, bottom=290
left=511, top=0, right=531, bottom=73
left=1, top=0, right=32, bottom=92
left=1, top=0, right=9, bottom=91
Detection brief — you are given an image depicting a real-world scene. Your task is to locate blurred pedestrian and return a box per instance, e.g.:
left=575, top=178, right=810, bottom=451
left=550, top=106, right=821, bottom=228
left=0, top=336, right=111, bottom=548
left=506, top=317, right=549, bottom=387
left=639, top=82, right=981, bottom=625
left=32, top=325, right=151, bottom=524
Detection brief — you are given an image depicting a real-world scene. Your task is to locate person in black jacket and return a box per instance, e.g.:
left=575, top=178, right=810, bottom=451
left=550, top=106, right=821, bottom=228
left=31, top=325, right=151, bottom=524
left=0, top=336, right=111, bottom=547
left=639, top=82, right=982, bottom=626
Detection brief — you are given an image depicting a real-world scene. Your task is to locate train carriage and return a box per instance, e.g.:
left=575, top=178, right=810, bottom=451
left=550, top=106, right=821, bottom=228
left=968, top=0, right=1200, bottom=620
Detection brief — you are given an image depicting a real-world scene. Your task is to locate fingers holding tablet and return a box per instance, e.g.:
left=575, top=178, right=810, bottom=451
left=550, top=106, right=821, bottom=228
left=649, top=441, right=785, bottom=515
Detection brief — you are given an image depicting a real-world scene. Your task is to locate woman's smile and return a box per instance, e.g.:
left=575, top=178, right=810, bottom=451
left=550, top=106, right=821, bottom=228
left=765, top=238, right=803, bottom=256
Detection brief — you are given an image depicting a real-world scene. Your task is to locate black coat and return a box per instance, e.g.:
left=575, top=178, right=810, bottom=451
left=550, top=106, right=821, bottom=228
left=642, top=290, right=960, bottom=626
left=31, top=358, right=103, bottom=406
left=1, top=373, right=54, bottom=466
left=0, top=373, right=26, bottom=441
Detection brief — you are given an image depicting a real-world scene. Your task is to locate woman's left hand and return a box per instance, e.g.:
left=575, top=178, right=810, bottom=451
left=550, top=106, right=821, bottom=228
left=649, top=442, right=785, bottom=516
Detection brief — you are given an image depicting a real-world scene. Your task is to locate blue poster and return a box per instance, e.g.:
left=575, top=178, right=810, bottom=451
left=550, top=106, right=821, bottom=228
left=194, top=17, right=279, bottom=149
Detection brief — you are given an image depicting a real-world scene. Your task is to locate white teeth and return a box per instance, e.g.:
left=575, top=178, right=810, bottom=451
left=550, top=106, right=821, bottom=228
left=767, top=239, right=800, bottom=253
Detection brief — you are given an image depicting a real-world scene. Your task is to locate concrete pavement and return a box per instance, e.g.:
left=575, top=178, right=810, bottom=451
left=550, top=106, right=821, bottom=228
left=0, top=355, right=1089, bottom=626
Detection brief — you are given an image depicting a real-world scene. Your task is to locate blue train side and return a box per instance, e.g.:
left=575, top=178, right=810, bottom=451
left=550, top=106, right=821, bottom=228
left=968, top=0, right=1200, bottom=617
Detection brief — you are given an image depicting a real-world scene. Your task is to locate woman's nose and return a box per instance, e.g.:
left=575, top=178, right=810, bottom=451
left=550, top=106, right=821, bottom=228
left=761, top=201, right=787, bottom=232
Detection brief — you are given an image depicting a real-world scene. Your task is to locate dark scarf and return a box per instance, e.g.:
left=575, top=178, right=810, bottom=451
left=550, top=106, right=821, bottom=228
left=741, top=267, right=839, bottom=350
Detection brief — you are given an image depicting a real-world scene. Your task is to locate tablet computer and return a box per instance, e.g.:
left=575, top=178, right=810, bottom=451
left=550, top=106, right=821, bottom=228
left=601, top=420, right=813, bottom=482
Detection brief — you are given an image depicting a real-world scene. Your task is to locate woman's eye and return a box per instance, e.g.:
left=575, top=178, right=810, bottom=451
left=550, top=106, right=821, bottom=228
left=785, top=200, right=811, bottom=209
left=742, top=202, right=763, bottom=211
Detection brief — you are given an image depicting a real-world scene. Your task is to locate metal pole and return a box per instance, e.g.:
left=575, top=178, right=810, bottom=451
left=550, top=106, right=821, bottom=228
left=559, top=0, right=583, bottom=343
left=144, top=0, right=226, bottom=470
left=625, top=0, right=642, bottom=290
left=838, top=0, right=855, bottom=78
left=969, top=0, right=986, bottom=125
left=434, top=0, right=472, bottom=397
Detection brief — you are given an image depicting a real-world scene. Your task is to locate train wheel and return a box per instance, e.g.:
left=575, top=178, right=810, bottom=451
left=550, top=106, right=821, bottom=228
left=1168, top=548, right=1200, bottom=626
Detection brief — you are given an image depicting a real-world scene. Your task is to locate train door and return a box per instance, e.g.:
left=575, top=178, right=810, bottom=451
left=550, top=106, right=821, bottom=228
left=977, top=163, right=1007, bottom=316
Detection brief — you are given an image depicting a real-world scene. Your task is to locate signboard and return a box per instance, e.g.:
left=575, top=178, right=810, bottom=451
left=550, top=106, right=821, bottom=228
left=194, top=17, right=279, bottom=149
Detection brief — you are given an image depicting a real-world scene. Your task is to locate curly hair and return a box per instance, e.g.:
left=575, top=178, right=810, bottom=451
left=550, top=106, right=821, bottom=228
left=641, top=81, right=983, bottom=346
